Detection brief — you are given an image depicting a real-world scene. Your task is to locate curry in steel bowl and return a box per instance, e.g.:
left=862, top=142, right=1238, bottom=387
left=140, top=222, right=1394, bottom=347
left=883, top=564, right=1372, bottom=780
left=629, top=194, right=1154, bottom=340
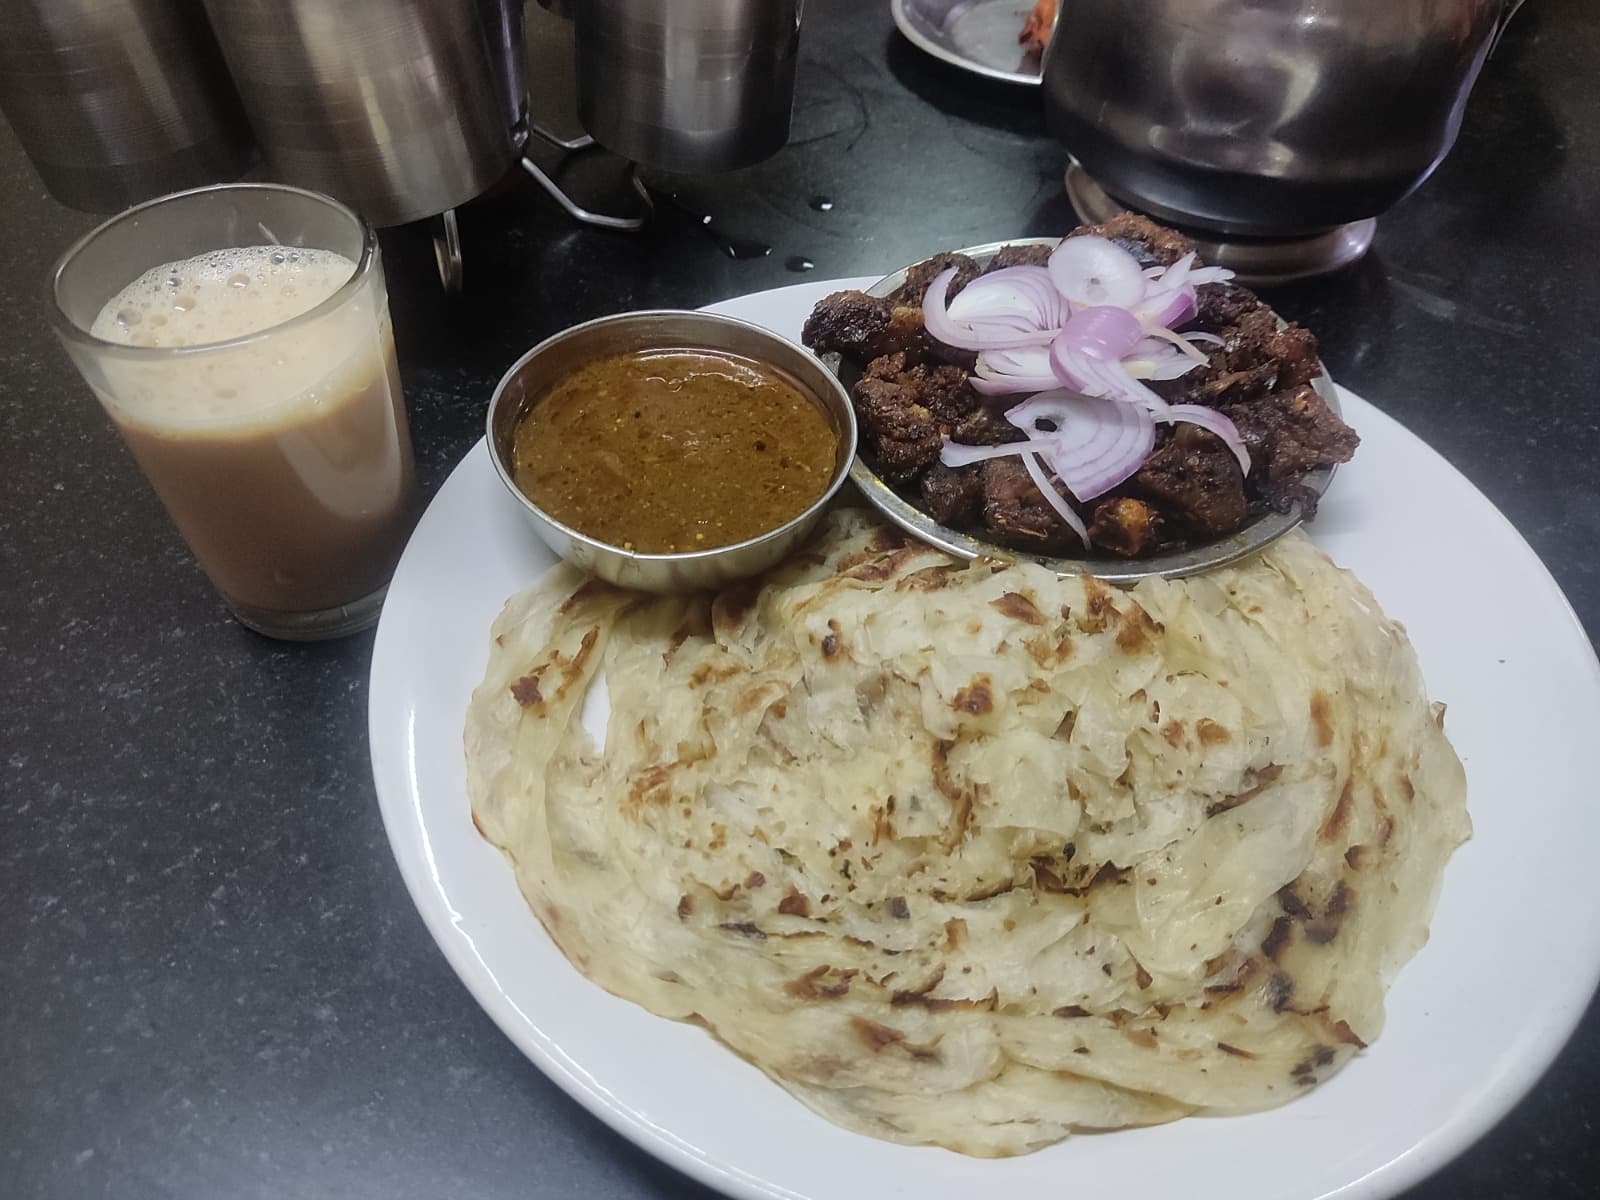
left=510, top=348, right=838, bottom=555
left=486, top=309, right=856, bottom=593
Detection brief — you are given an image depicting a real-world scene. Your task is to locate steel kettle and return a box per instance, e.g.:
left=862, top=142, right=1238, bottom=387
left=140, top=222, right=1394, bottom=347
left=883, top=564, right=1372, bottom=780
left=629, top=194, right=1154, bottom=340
left=1043, top=0, right=1525, bottom=237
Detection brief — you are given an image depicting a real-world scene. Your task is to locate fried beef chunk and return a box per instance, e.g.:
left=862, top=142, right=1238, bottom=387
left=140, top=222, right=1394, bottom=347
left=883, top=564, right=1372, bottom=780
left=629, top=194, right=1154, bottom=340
left=920, top=463, right=986, bottom=526
left=902, top=359, right=979, bottom=427
left=1268, top=326, right=1322, bottom=389
left=950, top=403, right=1023, bottom=447
left=888, top=252, right=982, bottom=308
left=851, top=353, right=990, bottom=486
left=1194, top=282, right=1262, bottom=331
left=801, top=290, right=975, bottom=368
left=1223, top=383, right=1359, bottom=484
left=983, top=242, right=1054, bottom=272
left=981, top=458, right=1081, bottom=552
left=1156, top=305, right=1321, bottom=408
left=1088, top=497, right=1160, bottom=558
left=801, top=291, right=929, bottom=363
left=852, top=356, right=943, bottom=486
left=1190, top=283, right=1320, bottom=379
left=1129, top=426, right=1249, bottom=537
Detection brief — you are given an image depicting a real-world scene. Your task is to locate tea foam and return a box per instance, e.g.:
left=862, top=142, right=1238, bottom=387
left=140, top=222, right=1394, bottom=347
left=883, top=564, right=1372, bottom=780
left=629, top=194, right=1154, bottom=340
left=91, top=245, right=355, bottom=349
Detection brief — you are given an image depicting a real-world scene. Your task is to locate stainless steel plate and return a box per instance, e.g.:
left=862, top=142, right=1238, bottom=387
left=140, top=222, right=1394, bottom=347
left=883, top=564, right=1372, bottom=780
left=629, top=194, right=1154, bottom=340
left=838, top=239, right=1341, bottom=584
left=890, top=0, right=1044, bottom=87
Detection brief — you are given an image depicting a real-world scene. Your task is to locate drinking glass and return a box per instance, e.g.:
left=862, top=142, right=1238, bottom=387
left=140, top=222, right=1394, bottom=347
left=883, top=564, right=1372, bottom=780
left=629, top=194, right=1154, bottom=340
left=50, top=183, right=418, bottom=640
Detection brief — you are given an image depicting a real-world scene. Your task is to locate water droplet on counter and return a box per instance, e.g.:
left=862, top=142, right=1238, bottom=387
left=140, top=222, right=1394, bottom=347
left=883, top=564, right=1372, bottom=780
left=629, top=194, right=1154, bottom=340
left=643, top=183, right=771, bottom=261
left=717, top=234, right=772, bottom=261
left=785, top=256, right=815, bottom=272
left=809, top=195, right=834, bottom=212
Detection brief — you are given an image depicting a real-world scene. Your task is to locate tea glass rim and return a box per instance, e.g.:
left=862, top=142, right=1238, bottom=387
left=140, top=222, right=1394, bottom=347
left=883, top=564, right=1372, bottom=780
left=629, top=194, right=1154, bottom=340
left=48, top=181, right=379, bottom=361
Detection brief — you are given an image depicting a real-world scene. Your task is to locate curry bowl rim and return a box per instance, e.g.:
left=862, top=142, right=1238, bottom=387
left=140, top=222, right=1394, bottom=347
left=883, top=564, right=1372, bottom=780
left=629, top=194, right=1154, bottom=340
left=485, top=308, right=859, bottom=566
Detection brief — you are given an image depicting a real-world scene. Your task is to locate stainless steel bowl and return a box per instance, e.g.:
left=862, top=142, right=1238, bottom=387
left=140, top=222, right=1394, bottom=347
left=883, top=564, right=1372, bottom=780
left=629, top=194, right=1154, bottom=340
left=0, top=0, right=254, bottom=213
left=833, top=240, right=1340, bottom=585
left=201, top=0, right=523, bottom=227
left=1042, top=0, right=1520, bottom=237
left=573, top=0, right=802, bottom=172
left=487, top=311, right=857, bottom=594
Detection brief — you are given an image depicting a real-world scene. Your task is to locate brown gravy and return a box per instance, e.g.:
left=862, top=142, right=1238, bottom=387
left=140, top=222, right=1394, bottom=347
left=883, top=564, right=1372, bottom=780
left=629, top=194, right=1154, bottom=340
left=511, top=348, right=838, bottom=554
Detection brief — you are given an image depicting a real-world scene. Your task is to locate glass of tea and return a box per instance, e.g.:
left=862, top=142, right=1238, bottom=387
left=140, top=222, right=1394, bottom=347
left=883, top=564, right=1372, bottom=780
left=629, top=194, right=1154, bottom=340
left=49, top=183, right=418, bottom=640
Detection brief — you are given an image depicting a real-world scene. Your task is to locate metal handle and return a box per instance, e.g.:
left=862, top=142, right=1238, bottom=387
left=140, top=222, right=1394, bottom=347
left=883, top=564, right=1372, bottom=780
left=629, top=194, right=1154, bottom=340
left=433, top=209, right=464, bottom=293
left=519, top=156, right=653, bottom=232
left=1490, top=0, right=1526, bottom=56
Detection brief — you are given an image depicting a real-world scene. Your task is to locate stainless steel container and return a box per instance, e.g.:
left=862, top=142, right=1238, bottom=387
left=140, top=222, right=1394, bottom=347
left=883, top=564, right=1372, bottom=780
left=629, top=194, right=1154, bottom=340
left=574, top=0, right=803, bottom=172
left=0, top=0, right=254, bottom=213
left=487, top=311, right=857, bottom=594
left=1043, top=0, right=1521, bottom=236
left=200, top=0, right=522, bottom=226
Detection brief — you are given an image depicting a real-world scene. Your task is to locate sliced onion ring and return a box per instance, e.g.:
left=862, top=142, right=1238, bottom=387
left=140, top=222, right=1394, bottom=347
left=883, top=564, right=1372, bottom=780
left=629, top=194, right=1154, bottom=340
left=1164, top=404, right=1251, bottom=475
left=921, top=267, right=1060, bottom=352
left=1055, top=305, right=1144, bottom=361
left=1048, top=236, right=1147, bottom=308
left=939, top=435, right=1057, bottom=468
left=1134, top=287, right=1197, bottom=329
left=923, top=239, right=1253, bottom=533
left=1051, top=339, right=1173, bottom=416
left=1125, top=338, right=1202, bottom=381
left=1021, top=452, right=1090, bottom=545
left=971, top=345, right=1059, bottom=395
left=1143, top=324, right=1211, bottom=365
left=1007, top=390, right=1157, bottom=501
left=951, top=266, right=1066, bottom=329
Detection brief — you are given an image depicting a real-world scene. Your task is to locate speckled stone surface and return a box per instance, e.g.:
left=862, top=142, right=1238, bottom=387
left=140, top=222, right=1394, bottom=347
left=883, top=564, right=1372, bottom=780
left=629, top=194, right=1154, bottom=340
left=1, top=2, right=1595, bottom=1197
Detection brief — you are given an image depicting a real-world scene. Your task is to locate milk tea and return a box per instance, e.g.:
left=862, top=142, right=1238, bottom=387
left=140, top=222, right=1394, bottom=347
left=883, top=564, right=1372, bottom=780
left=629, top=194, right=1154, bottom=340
left=87, top=246, right=416, bottom=619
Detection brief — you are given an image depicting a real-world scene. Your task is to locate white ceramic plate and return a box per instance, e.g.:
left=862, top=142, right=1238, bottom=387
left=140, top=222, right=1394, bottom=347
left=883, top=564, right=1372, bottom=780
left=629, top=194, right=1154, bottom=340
left=369, top=278, right=1600, bottom=1200
left=891, top=0, right=1045, bottom=87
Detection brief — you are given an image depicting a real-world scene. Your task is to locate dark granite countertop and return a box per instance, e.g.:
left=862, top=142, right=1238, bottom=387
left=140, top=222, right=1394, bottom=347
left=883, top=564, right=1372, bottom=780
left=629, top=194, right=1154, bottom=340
left=2, top=2, right=1595, bottom=1197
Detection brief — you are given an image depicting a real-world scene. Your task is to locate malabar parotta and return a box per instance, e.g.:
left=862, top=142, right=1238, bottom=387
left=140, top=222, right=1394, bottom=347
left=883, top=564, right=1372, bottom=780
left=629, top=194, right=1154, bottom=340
left=465, top=510, right=1468, bottom=1156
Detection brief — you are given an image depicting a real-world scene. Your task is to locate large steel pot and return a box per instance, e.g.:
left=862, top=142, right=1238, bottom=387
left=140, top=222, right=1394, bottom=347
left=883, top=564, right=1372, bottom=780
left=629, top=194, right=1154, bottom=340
left=1043, top=0, right=1523, bottom=236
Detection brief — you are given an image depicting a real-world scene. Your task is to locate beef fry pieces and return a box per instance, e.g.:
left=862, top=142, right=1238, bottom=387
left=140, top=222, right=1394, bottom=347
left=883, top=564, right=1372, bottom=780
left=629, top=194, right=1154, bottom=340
left=801, top=213, right=1359, bottom=559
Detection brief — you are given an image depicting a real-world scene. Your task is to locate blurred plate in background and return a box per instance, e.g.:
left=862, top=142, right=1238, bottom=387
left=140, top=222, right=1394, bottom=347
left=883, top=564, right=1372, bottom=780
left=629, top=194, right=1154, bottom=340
left=891, top=0, right=1044, bottom=86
